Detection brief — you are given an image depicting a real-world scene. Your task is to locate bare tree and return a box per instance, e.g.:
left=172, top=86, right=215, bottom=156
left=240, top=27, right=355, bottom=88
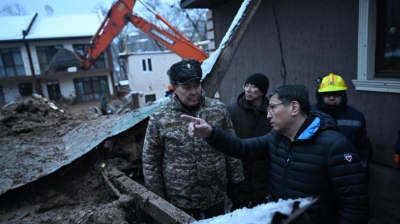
left=0, top=3, right=28, bottom=16
left=91, top=0, right=208, bottom=82
left=140, top=0, right=208, bottom=45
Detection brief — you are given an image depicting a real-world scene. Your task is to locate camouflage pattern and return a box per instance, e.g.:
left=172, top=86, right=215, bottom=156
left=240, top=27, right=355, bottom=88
left=142, top=94, right=244, bottom=210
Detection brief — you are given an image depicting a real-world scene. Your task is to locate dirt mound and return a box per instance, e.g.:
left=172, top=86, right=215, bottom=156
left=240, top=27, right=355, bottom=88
left=0, top=94, right=170, bottom=223
left=0, top=94, right=97, bottom=139
left=0, top=149, right=132, bottom=224
left=0, top=102, right=154, bottom=223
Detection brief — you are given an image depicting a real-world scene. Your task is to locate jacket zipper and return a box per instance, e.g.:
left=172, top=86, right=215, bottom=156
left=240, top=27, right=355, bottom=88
left=282, top=145, right=292, bottom=199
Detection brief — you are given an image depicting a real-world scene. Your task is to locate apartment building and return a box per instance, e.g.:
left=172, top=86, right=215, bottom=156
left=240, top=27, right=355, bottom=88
left=0, top=12, right=114, bottom=104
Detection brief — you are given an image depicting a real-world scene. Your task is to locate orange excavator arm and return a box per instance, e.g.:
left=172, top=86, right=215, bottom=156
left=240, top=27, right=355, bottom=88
left=45, top=0, right=208, bottom=73
left=127, top=13, right=208, bottom=63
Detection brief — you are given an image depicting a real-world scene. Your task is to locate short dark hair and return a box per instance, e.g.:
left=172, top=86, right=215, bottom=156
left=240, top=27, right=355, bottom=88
left=267, top=84, right=310, bottom=115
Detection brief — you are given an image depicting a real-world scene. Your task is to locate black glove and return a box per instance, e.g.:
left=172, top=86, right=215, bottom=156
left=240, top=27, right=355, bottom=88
left=226, top=183, right=243, bottom=211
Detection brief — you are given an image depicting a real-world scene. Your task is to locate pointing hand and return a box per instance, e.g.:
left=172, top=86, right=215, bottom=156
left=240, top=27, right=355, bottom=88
left=181, top=115, right=213, bottom=138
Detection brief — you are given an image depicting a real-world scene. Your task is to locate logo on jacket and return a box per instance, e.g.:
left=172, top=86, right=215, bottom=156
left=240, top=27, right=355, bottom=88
left=344, top=154, right=353, bottom=162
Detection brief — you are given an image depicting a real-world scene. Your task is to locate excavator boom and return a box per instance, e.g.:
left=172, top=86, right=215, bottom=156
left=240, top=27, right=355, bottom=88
left=127, top=14, right=208, bottom=62
left=45, top=0, right=208, bottom=74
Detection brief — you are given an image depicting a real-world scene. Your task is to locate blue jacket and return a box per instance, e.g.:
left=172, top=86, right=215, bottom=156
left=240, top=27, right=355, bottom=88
left=206, top=111, right=369, bottom=223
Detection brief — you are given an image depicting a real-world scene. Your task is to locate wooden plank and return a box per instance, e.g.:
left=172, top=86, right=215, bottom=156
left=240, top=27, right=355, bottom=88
left=105, top=165, right=197, bottom=224
left=202, top=0, right=262, bottom=98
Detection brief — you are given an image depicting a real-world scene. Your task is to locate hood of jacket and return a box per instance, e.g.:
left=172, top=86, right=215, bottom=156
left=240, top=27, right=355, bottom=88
left=297, top=110, right=339, bottom=141
left=314, top=87, right=348, bottom=118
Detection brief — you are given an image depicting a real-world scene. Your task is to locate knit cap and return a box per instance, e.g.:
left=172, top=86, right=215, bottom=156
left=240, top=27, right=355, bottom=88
left=245, top=73, right=269, bottom=94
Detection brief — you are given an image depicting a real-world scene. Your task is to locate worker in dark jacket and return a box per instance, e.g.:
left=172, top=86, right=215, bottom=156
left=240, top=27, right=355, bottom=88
left=310, top=73, right=373, bottom=180
left=182, top=84, right=369, bottom=223
left=227, top=73, right=272, bottom=210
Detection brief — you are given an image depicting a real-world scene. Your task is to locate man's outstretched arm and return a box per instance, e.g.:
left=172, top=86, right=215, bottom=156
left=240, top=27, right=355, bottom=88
left=181, top=114, right=213, bottom=138
left=181, top=114, right=270, bottom=160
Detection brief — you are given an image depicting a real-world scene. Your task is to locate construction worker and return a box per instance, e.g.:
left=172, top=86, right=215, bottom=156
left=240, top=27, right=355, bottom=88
left=142, top=59, right=244, bottom=220
left=165, top=84, right=174, bottom=97
left=310, top=73, right=373, bottom=181
left=182, top=84, right=370, bottom=223
left=226, top=73, right=271, bottom=210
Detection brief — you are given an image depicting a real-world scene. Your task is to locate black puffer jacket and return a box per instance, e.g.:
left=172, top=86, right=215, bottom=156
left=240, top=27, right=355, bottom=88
left=206, top=111, right=369, bottom=223
left=227, top=93, right=272, bottom=206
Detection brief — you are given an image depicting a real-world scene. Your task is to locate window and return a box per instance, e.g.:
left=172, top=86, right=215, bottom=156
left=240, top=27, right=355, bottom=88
left=73, top=76, right=109, bottom=101
left=73, top=44, right=108, bottom=69
left=0, top=47, right=25, bottom=77
left=36, top=45, right=63, bottom=74
left=141, top=58, right=152, bottom=72
left=18, top=82, right=33, bottom=96
left=0, top=86, right=5, bottom=104
left=353, top=0, right=400, bottom=93
left=375, top=0, right=400, bottom=77
left=145, top=94, right=156, bottom=103
left=46, top=80, right=61, bottom=101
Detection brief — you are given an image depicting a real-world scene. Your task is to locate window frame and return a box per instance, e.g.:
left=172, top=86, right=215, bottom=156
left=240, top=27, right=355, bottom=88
left=0, top=47, right=26, bottom=77
left=374, top=0, right=400, bottom=78
left=36, top=45, right=63, bottom=74
left=73, top=76, right=110, bottom=102
left=353, top=0, right=400, bottom=93
left=145, top=94, right=156, bottom=103
left=141, top=58, right=153, bottom=72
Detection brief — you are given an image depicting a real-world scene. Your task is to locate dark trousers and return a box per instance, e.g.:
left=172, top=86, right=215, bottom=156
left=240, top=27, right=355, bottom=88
left=178, top=199, right=225, bottom=220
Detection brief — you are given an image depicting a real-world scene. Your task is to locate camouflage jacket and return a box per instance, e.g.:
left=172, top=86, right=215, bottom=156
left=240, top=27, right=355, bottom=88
left=142, top=94, right=244, bottom=210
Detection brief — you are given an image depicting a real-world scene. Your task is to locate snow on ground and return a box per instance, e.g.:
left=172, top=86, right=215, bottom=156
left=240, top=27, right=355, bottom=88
left=194, top=197, right=313, bottom=224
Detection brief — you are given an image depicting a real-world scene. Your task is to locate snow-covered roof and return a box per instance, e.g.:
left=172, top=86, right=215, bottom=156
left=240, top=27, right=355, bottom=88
left=0, top=13, right=37, bottom=41
left=0, top=11, right=103, bottom=41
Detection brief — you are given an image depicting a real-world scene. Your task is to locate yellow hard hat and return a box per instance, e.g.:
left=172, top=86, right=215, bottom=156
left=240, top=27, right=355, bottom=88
left=318, top=73, right=347, bottom=93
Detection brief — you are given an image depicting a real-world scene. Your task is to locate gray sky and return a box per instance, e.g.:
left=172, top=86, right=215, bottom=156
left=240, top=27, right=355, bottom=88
left=3, top=0, right=115, bottom=15
left=2, top=0, right=177, bottom=16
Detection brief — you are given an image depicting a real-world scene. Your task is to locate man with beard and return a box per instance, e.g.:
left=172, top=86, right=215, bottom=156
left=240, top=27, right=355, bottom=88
left=310, top=73, right=373, bottom=181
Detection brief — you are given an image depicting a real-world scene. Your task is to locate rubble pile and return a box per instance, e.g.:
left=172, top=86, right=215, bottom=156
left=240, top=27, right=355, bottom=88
left=0, top=94, right=96, bottom=139
left=0, top=94, right=153, bottom=223
left=0, top=148, right=131, bottom=224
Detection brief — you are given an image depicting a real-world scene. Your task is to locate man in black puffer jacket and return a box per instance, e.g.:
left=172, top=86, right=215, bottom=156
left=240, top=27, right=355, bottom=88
left=182, top=84, right=369, bottom=223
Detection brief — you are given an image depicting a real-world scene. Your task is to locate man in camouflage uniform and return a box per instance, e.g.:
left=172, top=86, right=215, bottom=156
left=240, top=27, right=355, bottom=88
left=142, top=59, right=244, bottom=220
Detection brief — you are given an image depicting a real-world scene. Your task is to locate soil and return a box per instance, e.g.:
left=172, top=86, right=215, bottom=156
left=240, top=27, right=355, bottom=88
left=0, top=95, right=154, bottom=224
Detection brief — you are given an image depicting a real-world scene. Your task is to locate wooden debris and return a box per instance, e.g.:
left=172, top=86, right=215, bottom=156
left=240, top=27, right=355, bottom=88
left=104, top=165, right=198, bottom=224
